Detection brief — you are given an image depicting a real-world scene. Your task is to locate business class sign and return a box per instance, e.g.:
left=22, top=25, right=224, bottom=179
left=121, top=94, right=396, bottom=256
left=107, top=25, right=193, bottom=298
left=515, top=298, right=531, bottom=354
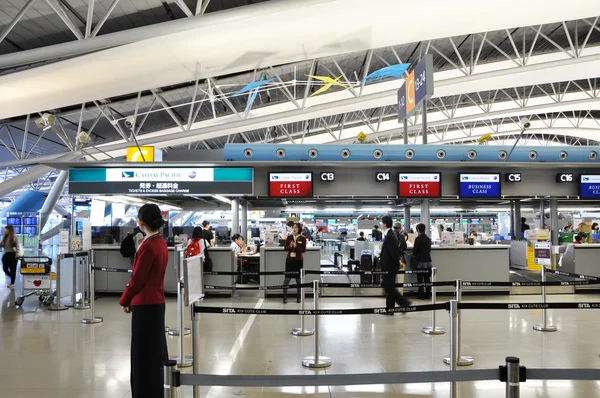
left=68, top=167, right=254, bottom=196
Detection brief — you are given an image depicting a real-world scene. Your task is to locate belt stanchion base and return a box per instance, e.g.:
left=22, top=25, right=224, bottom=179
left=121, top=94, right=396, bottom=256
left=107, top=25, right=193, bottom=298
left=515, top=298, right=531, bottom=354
left=167, top=328, right=191, bottom=336
left=292, top=269, right=314, bottom=337
left=533, top=267, right=557, bottom=333
left=82, top=255, right=103, bottom=324
left=302, top=280, right=331, bottom=369
left=443, top=280, right=474, bottom=367
left=49, top=254, right=69, bottom=312
left=422, top=267, right=445, bottom=336
left=164, top=359, right=179, bottom=398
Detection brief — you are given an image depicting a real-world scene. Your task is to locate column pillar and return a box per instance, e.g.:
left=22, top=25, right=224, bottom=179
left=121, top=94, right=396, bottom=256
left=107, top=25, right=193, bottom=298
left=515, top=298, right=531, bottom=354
left=404, top=205, right=411, bottom=233
left=539, top=200, right=546, bottom=229
left=550, top=199, right=559, bottom=245
left=510, top=200, right=515, bottom=240
left=514, top=200, right=522, bottom=240
left=420, top=200, right=430, bottom=237
left=231, top=198, right=240, bottom=235
left=241, top=200, right=248, bottom=240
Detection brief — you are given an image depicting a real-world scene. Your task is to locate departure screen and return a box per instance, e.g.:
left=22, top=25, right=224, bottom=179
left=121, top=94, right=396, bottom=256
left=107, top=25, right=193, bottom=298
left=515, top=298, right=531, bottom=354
left=268, top=173, right=313, bottom=198
left=23, top=226, right=37, bottom=235
left=398, top=173, right=441, bottom=198
left=23, top=217, right=37, bottom=225
left=579, top=175, right=600, bottom=198
left=458, top=174, right=501, bottom=198
left=6, top=217, right=20, bottom=226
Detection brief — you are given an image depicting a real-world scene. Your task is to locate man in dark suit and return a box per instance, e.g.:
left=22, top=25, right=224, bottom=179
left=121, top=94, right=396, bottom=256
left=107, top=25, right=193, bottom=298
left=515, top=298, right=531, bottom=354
left=380, top=215, right=411, bottom=315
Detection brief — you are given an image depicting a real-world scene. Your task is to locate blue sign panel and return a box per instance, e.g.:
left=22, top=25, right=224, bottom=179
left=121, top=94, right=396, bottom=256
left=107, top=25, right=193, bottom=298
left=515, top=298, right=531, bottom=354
left=580, top=175, right=600, bottom=198
left=398, top=54, right=434, bottom=120
left=459, top=174, right=501, bottom=198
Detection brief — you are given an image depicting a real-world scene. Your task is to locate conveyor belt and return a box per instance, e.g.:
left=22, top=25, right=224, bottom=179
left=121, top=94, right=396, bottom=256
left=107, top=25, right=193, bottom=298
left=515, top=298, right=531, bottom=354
left=509, top=268, right=575, bottom=295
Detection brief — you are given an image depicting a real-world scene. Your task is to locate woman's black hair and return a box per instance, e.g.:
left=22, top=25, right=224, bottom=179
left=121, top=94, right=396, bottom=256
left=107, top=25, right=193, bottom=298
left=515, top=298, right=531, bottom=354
left=192, top=226, right=203, bottom=239
left=293, top=222, right=303, bottom=235
left=592, top=223, right=598, bottom=230
left=138, top=204, right=165, bottom=232
left=232, top=233, right=243, bottom=241
left=575, top=234, right=582, bottom=242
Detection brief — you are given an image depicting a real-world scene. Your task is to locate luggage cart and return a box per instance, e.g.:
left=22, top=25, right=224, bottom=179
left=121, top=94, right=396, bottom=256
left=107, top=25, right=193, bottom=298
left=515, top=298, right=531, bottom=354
left=15, top=256, right=54, bottom=307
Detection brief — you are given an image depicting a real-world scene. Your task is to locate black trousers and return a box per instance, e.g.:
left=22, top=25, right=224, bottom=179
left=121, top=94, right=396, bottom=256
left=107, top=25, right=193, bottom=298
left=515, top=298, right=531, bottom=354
left=131, top=303, right=168, bottom=398
left=417, top=270, right=431, bottom=298
left=3, top=252, right=17, bottom=284
left=283, top=259, right=302, bottom=301
left=383, top=270, right=409, bottom=309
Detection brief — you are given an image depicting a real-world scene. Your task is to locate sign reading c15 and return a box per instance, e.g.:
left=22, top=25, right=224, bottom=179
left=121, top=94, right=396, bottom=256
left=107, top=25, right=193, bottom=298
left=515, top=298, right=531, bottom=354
left=505, top=173, right=522, bottom=183
left=320, top=172, right=335, bottom=182
left=398, top=54, right=434, bottom=121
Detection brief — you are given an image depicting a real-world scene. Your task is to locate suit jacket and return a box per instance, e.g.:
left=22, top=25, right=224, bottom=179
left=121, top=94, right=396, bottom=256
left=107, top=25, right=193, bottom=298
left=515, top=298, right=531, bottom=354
left=380, top=229, right=400, bottom=272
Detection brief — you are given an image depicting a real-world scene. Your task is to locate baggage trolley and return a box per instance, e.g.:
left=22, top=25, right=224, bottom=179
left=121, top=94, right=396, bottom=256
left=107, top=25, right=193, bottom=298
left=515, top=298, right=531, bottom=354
left=15, top=256, right=54, bottom=307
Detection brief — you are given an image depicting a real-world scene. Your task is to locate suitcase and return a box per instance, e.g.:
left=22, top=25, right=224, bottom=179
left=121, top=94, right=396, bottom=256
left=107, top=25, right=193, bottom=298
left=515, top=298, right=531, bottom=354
left=360, top=254, right=373, bottom=283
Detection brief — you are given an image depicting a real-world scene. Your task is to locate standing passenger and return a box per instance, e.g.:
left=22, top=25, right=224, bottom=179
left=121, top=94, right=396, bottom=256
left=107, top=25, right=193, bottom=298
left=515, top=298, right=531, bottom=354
left=380, top=216, right=411, bottom=314
left=202, top=220, right=214, bottom=246
left=413, top=223, right=433, bottom=300
left=282, top=223, right=306, bottom=304
left=2, top=226, right=20, bottom=289
left=120, top=204, right=169, bottom=398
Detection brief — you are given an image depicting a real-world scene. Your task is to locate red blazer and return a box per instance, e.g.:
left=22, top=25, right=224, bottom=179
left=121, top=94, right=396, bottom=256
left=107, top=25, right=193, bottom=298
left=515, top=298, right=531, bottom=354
left=119, top=235, right=168, bottom=307
left=284, top=234, right=307, bottom=261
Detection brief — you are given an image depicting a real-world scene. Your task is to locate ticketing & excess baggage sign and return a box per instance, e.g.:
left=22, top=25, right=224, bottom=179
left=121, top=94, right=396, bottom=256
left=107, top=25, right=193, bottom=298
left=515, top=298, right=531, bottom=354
left=398, top=173, right=441, bottom=198
left=268, top=173, right=313, bottom=197
left=68, top=167, right=253, bottom=195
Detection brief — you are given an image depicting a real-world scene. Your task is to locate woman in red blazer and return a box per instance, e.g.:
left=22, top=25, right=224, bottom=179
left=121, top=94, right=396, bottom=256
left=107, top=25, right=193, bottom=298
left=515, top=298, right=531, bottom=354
left=283, top=222, right=307, bottom=303
left=119, top=204, right=169, bottom=398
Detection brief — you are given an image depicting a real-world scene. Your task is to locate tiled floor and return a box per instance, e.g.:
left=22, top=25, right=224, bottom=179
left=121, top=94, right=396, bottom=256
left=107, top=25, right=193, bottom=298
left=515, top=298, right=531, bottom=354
left=2, top=280, right=600, bottom=397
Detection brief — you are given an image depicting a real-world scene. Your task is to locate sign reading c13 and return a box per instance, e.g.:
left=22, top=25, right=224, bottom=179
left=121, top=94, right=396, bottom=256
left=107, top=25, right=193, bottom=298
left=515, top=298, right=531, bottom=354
left=398, top=54, right=434, bottom=121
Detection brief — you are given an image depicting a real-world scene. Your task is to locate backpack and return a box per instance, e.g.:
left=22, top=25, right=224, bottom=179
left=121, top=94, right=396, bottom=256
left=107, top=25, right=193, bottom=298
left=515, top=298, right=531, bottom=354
left=120, top=233, right=136, bottom=258
left=185, top=238, right=201, bottom=258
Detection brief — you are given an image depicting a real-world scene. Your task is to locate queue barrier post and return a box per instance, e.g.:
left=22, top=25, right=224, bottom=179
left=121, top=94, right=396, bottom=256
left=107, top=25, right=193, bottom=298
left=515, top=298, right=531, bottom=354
left=443, top=280, right=474, bottom=366
left=170, top=251, right=193, bottom=368
left=191, top=301, right=201, bottom=398
left=48, top=253, right=68, bottom=311
left=74, top=254, right=90, bottom=310
left=302, top=280, right=332, bottom=369
left=505, top=356, right=521, bottom=398
left=164, top=359, right=179, bottom=398
left=422, top=267, right=445, bottom=335
left=448, top=299, right=458, bottom=397
left=292, top=269, right=314, bottom=337
left=168, top=247, right=191, bottom=337
left=82, top=251, right=103, bottom=324
left=533, top=266, right=557, bottom=332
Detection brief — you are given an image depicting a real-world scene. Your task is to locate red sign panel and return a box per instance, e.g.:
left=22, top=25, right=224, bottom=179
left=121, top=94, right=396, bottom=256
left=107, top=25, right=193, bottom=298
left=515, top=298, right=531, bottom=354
left=398, top=173, right=441, bottom=198
left=269, top=173, right=313, bottom=197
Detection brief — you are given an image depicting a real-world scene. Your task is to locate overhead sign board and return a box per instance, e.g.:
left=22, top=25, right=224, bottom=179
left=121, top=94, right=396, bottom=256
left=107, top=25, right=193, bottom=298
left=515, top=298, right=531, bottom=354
left=68, top=168, right=253, bottom=196
left=397, top=54, right=434, bottom=120
left=556, top=173, right=574, bottom=183
left=579, top=175, right=600, bottom=199
left=268, top=173, right=313, bottom=198
left=505, top=173, right=522, bottom=183
left=458, top=174, right=501, bottom=198
left=320, top=172, right=335, bottom=182
left=398, top=173, right=441, bottom=198
left=126, top=146, right=158, bottom=162
left=376, top=172, right=391, bottom=182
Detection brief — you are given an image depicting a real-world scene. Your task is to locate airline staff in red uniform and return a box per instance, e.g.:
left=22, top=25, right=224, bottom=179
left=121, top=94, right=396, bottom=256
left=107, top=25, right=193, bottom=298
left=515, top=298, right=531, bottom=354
left=283, top=223, right=307, bottom=304
left=119, top=204, right=169, bottom=398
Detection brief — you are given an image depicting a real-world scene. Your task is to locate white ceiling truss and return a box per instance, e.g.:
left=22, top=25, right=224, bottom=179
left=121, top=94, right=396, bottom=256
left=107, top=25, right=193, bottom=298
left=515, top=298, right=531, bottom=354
left=0, top=10, right=598, bottom=197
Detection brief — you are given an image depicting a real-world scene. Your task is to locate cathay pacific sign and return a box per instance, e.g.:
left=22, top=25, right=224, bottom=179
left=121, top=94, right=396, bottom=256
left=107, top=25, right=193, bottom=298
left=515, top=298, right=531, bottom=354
left=107, top=168, right=211, bottom=182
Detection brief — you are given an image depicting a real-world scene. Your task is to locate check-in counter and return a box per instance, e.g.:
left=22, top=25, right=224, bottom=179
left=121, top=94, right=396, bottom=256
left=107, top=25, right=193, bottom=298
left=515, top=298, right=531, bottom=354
left=261, top=246, right=321, bottom=295
left=202, top=247, right=235, bottom=295
left=561, top=244, right=600, bottom=291
left=428, top=245, right=511, bottom=293
left=92, top=245, right=179, bottom=294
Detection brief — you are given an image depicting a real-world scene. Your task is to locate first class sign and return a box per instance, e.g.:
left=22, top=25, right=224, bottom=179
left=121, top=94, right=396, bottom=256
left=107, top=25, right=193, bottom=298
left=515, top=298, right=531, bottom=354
left=269, top=173, right=313, bottom=198
left=398, top=173, right=441, bottom=198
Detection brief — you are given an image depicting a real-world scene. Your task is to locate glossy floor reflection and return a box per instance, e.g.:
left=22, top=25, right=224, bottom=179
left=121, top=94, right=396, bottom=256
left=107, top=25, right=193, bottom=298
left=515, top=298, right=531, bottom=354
left=2, top=279, right=600, bottom=397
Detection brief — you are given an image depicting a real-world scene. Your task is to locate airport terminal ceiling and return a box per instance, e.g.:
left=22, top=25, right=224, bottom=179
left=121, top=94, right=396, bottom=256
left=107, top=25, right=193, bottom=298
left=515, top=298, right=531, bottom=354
left=0, top=1, right=599, bottom=199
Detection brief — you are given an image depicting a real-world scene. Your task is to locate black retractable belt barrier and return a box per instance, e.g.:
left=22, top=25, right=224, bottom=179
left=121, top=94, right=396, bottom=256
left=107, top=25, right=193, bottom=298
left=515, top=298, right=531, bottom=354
left=462, top=280, right=600, bottom=287
left=203, top=271, right=300, bottom=276
left=459, top=302, right=600, bottom=310
left=304, top=269, right=431, bottom=275
left=193, top=303, right=446, bottom=316
left=544, top=268, right=600, bottom=281
left=318, top=281, right=456, bottom=289
left=91, top=266, right=132, bottom=273
left=204, top=283, right=311, bottom=291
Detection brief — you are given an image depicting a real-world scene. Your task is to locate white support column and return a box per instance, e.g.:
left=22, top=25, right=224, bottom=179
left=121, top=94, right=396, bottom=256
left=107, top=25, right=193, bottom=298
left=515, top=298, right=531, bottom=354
left=39, top=170, right=68, bottom=230
left=231, top=198, right=240, bottom=235
left=404, top=205, right=411, bottom=233
left=241, top=200, right=248, bottom=239
left=550, top=199, right=559, bottom=245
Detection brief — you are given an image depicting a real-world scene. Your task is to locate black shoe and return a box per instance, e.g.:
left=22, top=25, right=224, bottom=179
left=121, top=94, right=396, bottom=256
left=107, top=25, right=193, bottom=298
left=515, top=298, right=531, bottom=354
left=297, top=298, right=301, bottom=303
left=400, top=299, right=413, bottom=307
